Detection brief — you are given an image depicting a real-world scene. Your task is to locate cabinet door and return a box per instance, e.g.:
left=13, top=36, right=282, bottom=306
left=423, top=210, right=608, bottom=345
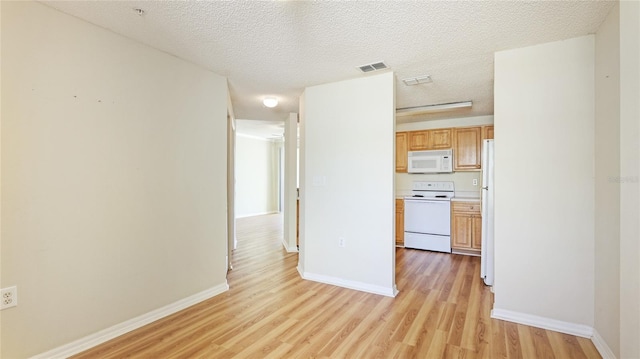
left=483, top=125, right=494, bottom=140
left=471, top=215, right=482, bottom=249
left=396, top=132, right=408, bottom=173
left=395, top=199, right=404, bottom=246
left=409, top=131, right=429, bottom=151
left=451, top=212, right=472, bottom=248
left=428, top=128, right=452, bottom=149
left=453, top=127, right=482, bottom=170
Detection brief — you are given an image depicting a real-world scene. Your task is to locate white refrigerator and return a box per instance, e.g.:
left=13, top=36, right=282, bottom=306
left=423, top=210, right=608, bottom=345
left=481, top=139, right=495, bottom=286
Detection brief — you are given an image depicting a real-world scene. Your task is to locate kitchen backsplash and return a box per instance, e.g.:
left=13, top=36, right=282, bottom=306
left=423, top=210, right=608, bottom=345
left=395, top=171, right=482, bottom=196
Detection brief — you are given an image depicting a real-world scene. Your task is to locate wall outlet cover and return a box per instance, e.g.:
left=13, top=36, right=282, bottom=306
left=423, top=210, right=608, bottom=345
left=1, top=286, right=17, bottom=310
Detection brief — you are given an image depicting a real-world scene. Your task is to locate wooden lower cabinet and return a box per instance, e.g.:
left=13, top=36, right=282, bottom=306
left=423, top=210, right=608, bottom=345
left=451, top=201, right=481, bottom=255
left=471, top=215, right=482, bottom=249
left=395, top=199, right=404, bottom=246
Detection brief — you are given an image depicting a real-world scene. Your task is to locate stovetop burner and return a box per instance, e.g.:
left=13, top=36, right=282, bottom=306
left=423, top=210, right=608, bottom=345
left=405, top=181, right=454, bottom=201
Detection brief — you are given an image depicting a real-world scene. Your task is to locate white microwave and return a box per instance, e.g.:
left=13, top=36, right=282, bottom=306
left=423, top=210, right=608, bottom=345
left=407, top=149, right=453, bottom=173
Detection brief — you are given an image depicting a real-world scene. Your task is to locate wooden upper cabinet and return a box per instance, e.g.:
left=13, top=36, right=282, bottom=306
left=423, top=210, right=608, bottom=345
left=408, top=129, right=452, bottom=151
left=453, top=127, right=482, bottom=171
left=408, top=131, right=429, bottom=151
left=396, top=132, right=408, bottom=173
left=428, top=128, right=452, bottom=149
left=483, top=125, right=494, bottom=140
left=398, top=126, right=485, bottom=172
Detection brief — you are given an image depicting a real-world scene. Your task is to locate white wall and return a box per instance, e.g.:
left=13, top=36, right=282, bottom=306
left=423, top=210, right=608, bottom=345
left=300, top=72, right=396, bottom=296
left=619, top=1, right=640, bottom=357
left=283, top=113, right=298, bottom=252
left=298, top=93, right=307, bottom=273
left=1, top=2, right=229, bottom=357
left=395, top=115, right=493, bottom=195
left=594, top=3, right=620, bottom=357
left=234, top=135, right=279, bottom=218
left=493, top=36, right=595, bottom=328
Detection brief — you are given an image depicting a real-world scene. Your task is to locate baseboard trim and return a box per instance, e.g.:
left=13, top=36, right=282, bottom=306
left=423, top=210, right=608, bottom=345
left=592, top=329, right=617, bottom=359
left=31, top=282, right=229, bottom=359
left=491, top=308, right=593, bottom=338
left=491, top=308, right=618, bottom=359
left=282, top=239, right=298, bottom=253
left=235, top=211, right=278, bottom=219
left=301, top=271, right=397, bottom=297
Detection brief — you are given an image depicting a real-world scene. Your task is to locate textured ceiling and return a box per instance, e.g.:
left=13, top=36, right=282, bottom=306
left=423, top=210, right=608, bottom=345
left=43, top=0, right=615, bottom=137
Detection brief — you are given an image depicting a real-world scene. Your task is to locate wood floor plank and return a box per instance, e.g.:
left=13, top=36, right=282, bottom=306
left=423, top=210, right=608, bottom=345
left=490, top=318, right=509, bottom=359
left=546, top=330, right=588, bottom=359
left=412, top=303, right=444, bottom=357
left=529, top=326, right=557, bottom=359
left=517, top=324, right=539, bottom=359
left=403, top=289, right=438, bottom=346
left=505, top=321, right=524, bottom=359
left=71, top=213, right=602, bottom=359
left=424, top=329, right=449, bottom=358
left=577, top=336, right=604, bottom=359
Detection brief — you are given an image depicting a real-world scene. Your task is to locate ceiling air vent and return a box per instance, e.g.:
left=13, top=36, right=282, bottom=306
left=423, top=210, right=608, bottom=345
left=357, top=61, right=388, bottom=73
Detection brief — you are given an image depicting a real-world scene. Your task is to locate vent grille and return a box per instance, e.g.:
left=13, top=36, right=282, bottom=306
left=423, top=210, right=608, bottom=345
left=357, top=61, right=388, bottom=73
left=403, top=75, right=432, bottom=86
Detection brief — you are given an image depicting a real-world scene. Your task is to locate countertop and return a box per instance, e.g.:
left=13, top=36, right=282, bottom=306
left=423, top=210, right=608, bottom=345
left=451, top=197, right=480, bottom=202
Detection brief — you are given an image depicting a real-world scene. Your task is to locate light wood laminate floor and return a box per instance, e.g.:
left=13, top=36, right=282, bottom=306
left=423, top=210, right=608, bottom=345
left=73, top=213, right=600, bottom=358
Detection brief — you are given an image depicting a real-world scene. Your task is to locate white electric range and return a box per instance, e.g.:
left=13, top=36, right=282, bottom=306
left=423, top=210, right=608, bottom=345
left=403, top=181, right=454, bottom=253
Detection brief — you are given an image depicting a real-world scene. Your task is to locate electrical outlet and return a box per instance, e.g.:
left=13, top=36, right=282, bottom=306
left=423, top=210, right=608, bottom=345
left=473, top=179, right=478, bottom=186
left=1, top=286, right=17, bottom=310
left=338, top=237, right=346, bottom=248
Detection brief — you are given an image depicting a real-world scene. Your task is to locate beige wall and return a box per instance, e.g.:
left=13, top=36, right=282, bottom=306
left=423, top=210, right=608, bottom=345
left=234, top=134, right=279, bottom=218
left=619, top=1, right=640, bottom=357
left=300, top=72, right=396, bottom=295
left=494, top=36, right=595, bottom=326
left=594, top=3, right=620, bottom=357
left=1, top=2, right=229, bottom=357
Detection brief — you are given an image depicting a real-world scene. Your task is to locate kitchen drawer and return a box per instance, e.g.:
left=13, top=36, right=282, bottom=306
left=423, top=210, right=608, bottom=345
left=452, top=201, right=481, bottom=213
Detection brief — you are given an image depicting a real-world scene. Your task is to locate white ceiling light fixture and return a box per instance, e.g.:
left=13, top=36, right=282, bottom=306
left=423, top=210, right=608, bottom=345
left=263, top=97, right=278, bottom=108
left=396, top=101, right=473, bottom=116
left=402, top=75, right=433, bottom=86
